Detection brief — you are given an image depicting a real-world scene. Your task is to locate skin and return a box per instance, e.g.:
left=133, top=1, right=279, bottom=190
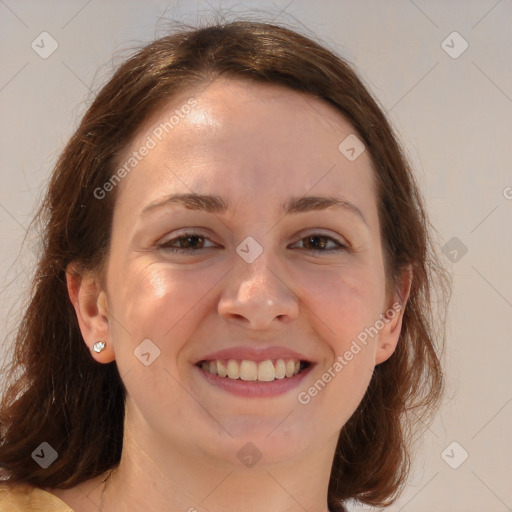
left=49, top=78, right=411, bottom=512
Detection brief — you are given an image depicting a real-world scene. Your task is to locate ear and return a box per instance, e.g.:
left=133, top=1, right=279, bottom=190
left=374, top=266, right=413, bottom=365
left=66, top=262, right=115, bottom=363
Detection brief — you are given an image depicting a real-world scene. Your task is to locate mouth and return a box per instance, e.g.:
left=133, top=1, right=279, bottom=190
left=193, top=346, right=315, bottom=398
left=194, top=357, right=314, bottom=398
left=196, top=358, right=312, bottom=382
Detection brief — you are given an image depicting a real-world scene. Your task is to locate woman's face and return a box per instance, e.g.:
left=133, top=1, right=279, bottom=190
left=85, top=78, right=406, bottom=468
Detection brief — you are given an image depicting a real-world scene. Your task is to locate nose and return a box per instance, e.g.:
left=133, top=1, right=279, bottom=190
left=217, top=251, right=299, bottom=330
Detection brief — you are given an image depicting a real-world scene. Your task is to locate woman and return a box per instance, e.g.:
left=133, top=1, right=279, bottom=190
left=0, top=21, right=450, bottom=512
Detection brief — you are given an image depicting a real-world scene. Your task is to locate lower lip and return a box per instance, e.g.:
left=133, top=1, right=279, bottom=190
left=195, top=364, right=314, bottom=398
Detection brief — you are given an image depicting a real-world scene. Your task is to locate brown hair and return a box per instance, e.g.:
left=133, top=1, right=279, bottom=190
left=0, top=20, right=450, bottom=510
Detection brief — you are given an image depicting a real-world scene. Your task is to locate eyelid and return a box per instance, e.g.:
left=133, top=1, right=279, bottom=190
left=157, top=227, right=217, bottom=243
left=157, top=228, right=346, bottom=245
left=294, top=228, right=348, bottom=245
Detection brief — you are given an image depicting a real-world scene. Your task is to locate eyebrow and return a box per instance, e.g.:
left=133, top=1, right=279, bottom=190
left=140, top=193, right=367, bottom=225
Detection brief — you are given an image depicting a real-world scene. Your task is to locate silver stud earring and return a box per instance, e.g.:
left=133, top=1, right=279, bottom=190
left=92, top=341, right=106, bottom=353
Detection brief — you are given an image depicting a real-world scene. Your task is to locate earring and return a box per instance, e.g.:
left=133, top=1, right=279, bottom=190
left=92, top=341, right=106, bottom=353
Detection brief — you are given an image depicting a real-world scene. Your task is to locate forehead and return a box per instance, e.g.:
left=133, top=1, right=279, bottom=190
left=112, top=78, right=377, bottom=222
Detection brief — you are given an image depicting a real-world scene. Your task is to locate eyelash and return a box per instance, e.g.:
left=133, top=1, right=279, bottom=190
left=158, top=232, right=347, bottom=255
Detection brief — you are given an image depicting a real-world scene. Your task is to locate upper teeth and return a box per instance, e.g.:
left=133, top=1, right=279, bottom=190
left=200, top=359, right=302, bottom=381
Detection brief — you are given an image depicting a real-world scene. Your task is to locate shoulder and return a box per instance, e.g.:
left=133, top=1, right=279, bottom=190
left=0, top=481, right=75, bottom=511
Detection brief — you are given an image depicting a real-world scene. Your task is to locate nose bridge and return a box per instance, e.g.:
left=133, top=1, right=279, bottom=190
left=218, top=236, right=298, bottom=327
left=234, top=237, right=281, bottom=299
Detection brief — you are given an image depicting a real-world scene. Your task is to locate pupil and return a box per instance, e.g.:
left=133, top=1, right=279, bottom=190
left=308, top=236, right=324, bottom=249
left=183, top=236, right=202, bottom=248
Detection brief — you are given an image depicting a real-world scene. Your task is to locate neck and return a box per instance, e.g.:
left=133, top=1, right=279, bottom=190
left=100, top=413, right=336, bottom=512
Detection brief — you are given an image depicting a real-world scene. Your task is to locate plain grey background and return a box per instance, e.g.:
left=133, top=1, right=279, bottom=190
left=1, top=1, right=511, bottom=511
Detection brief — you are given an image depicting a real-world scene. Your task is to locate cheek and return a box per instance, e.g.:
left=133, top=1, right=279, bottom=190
left=318, top=350, right=375, bottom=432
left=291, top=264, right=382, bottom=423
left=105, top=262, right=223, bottom=421
left=293, top=261, right=385, bottom=347
left=110, top=261, right=224, bottom=345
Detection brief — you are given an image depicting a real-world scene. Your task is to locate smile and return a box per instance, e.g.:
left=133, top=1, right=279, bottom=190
left=198, top=358, right=311, bottom=382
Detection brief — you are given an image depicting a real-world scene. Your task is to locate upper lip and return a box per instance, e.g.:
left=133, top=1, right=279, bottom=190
left=194, top=346, right=314, bottom=364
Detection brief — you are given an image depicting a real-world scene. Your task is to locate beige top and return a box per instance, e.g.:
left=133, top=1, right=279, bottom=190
left=0, top=482, right=74, bottom=511
left=0, top=482, right=345, bottom=511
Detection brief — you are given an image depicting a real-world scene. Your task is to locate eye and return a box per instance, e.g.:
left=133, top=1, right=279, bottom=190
left=290, top=233, right=347, bottom=254
left=158, top=233, right=217, bottom=253
left=157, top=231, right=347, bottom=255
